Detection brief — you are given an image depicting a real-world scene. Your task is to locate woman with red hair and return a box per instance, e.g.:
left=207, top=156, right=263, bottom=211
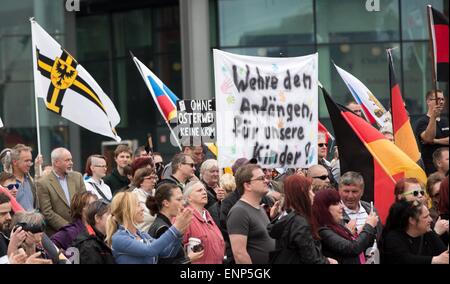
left=312, top=190, right=378, bottom=264
left=267, top=175, right=333, bottom=264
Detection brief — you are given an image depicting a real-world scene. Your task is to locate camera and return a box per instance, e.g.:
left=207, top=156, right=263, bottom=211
left=14, top=222, right=44, bottom=234
left=192, top=243, right=204, bottom=252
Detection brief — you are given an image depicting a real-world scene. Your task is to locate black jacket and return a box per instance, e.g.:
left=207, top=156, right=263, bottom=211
left=0, top=232, right=9, bottom=258
left=381, top=229, right=446, bottom=264
left=72, top=226, right=115, bottom=264
left=103, top=168, right=129, bottom=195
left=319, top=224, right=376, bottom=264
left=148, top=214, right=190, bottom=264
left=267, top=210, right=329, bottom=264
left=156, top=175, right=185, bottom=191
left=202, top=181, right=221, bottom=227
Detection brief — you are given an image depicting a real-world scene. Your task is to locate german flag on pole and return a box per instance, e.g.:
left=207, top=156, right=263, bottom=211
left=428, top=5, right=449, bottom=82
left=323, top=88, right=427, bottom=223
left=388, top=50, right=422, bottom=165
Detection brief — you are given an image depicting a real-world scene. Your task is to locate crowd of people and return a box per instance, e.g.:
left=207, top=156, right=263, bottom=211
left=0, top=90, right=448, bottom=265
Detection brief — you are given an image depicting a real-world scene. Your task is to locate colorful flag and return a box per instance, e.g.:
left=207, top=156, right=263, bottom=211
left=31, top=20, right=121, bottom=141
left=334, top=63, right=391, bottom=128
left=132, top=54, right=218, bottom=156
left=131, top=55, right=179, bottom=123
left=388, top=50, right=422, bottom=165
left=323, top=87, right=427, bottom=223
left=428, top=5, right=449, bottom=82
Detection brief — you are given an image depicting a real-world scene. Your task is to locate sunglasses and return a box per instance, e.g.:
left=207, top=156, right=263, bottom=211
left=318, top=143, right=328, bottom=148
left=402, top=190, right=425, bottom=197
left=313, top=175, right=329, bottom=180
left=6, top=183, right=20, bottom=190
left=182, top=162, right=195, bottom=168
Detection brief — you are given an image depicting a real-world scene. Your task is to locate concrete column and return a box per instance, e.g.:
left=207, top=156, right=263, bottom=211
left=180, top=0, right=212, bottom=100
left=65, top=10, right=81, bottom=171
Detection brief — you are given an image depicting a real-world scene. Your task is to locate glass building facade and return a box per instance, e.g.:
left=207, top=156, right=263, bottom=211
left=0, top=0, right=448, bottom=171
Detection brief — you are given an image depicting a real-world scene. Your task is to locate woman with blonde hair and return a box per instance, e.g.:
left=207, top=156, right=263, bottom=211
left=106, top=191, right=192, bottom=264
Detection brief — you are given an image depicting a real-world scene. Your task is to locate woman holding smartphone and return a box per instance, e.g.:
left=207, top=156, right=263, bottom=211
left=147, top=183, right=204, bottom=264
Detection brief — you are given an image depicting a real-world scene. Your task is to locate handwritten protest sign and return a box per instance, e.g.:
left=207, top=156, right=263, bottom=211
left=213, top=49, right=318, bottom=168
left=176, top=99, right=216, bottom=146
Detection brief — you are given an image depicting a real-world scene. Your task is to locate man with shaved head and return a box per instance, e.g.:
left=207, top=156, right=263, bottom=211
left=307, top=164, right=331, bottom=192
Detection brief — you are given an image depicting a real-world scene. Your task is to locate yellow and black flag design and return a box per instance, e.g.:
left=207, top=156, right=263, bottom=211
left=31, top=19, right=120, bottom=141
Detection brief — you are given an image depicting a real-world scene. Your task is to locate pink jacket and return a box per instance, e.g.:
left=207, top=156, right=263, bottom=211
left=183, top=205, right=225, bottom=264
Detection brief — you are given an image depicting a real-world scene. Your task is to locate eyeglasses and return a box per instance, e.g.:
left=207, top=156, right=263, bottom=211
left=249, top=176, right=267, bottom=182
left=182, top=162, right=195, bottom=168
left=318, top=143, right=328, bottom=148
left=93, top=165, right=107, bottom=168
left=6, top=183, right=20, bottom=190
left=402, top=190, right=425, bottom=197
left=313, top=175, right=329, bottom=180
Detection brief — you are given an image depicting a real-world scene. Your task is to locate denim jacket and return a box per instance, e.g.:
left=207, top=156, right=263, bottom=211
left=111, top=225, right=183, bottom=264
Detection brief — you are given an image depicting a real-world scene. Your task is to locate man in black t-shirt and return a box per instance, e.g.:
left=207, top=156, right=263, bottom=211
left=414, top=90, right=449, bottom=175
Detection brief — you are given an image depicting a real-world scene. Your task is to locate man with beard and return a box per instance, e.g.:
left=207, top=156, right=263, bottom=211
left=36, top=148, right=86, bottom=236
left=0, top=193, right=12, bottom=257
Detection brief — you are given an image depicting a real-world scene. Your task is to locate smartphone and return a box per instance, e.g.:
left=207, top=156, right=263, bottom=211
left=370, top=201, right=374, bottom=214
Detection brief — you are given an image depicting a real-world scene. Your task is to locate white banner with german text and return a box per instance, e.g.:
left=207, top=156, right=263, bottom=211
left=213, top=49, right=318, bottom=168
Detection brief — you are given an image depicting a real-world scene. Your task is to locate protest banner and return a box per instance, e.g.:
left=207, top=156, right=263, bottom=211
left=176, top=99, right=216, bottom=146
left=213, top=49, right=318, bottom=168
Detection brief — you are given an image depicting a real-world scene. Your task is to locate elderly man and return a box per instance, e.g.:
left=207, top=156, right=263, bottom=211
left=36, top=148, right=86, bottom=236
left=338, top=171, right=382, bottom=240
left=415, top=90, right=449, bottom=175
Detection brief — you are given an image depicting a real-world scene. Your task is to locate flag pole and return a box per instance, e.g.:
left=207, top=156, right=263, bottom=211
left=130, top=51, right=182, bottom=151
left=426, top=5, right=439, bottom=101
left=30, top=17, right=42, bottom=176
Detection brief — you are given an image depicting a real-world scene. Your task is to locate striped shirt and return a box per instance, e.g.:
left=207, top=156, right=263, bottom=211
left=343, top=201, right=368, bottom=232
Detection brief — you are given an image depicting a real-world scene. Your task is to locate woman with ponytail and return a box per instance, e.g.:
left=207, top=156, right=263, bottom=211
left=106, top=191, right=193, bottom=264
left=147, top=183, right=204, bottom=264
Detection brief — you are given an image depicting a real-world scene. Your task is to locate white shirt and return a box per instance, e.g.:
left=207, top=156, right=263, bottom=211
left=132, top=187, right=156, bottom=232
left=85, top=177, right=112, bottom=201
left=343, top=201, right=368, bottom=232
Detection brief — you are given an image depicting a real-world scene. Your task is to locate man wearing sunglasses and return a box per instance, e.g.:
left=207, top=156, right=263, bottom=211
left=0, top=172, right=20, bottom=199
left=415, top=90, right=449, bottom=175
left=157, top=153, right=196, bottom=191
left=317, top=133, right=338, bottom=188
left=11, top=144, right=38, bottom=211
left=307, top=164, right=330, bottom=191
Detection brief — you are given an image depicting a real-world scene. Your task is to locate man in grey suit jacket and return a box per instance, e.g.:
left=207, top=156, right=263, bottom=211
left=36, top=148, right=86, bottom=236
